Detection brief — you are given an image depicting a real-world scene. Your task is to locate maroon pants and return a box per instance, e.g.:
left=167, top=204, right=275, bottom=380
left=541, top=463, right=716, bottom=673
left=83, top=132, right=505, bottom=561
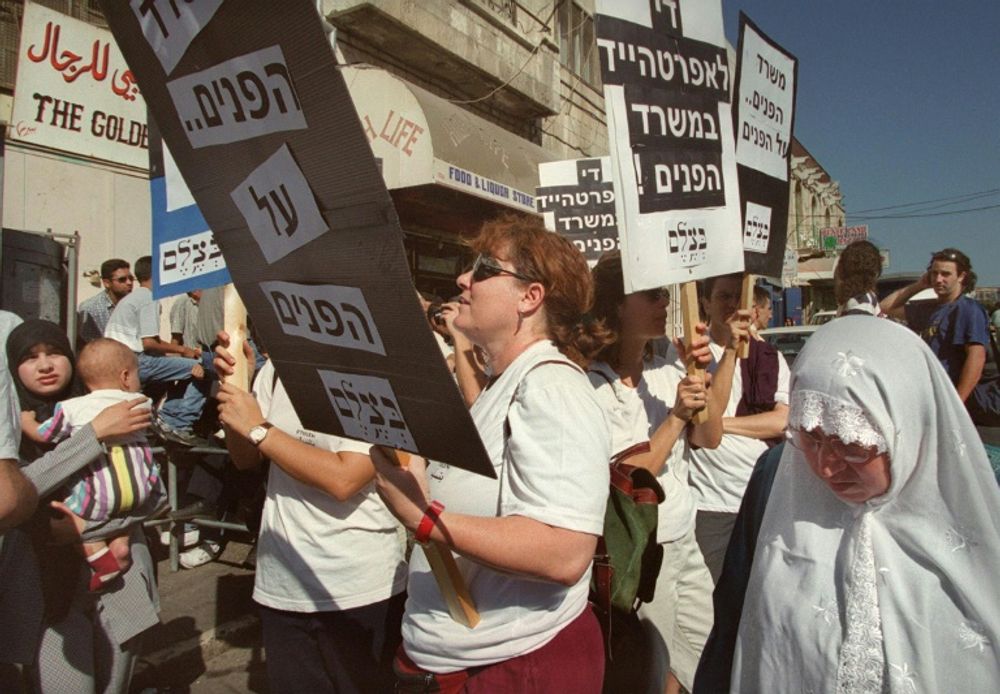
left=396, top=606, right=605, bottom=693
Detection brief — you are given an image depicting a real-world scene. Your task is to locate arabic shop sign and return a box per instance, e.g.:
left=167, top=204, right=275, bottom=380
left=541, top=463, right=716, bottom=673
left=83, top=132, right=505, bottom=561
left=9, top=1, right=148, bottom=169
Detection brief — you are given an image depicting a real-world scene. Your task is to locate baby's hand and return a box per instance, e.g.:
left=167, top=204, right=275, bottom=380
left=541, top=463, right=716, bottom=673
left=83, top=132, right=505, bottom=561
left=20, top=411, right=46, bottom=443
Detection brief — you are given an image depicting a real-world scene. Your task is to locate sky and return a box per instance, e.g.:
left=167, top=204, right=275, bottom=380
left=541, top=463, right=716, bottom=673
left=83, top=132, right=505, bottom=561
left=721, top=1, right=1000, bottom=286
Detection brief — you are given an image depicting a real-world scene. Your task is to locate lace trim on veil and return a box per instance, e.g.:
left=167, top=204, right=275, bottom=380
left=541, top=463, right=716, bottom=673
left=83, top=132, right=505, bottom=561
left=790, top=390, right=888, bottom=453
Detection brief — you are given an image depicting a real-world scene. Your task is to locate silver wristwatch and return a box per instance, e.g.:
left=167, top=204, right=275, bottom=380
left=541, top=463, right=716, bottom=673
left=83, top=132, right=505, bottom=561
left=248, top=422, right=273, bottom=447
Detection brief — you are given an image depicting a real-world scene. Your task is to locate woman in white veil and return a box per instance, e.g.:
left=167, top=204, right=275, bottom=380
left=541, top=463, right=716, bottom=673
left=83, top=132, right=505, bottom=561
left=731, top=316, right=1000, bottom=692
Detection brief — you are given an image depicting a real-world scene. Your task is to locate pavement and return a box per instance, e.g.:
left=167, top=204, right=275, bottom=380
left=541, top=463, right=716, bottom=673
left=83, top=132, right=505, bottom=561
left=129, top=536, right=268, bottom=693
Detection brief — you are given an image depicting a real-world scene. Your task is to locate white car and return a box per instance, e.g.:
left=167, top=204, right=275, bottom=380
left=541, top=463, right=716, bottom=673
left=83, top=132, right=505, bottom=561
left=759, top=325, right=821, bottom=366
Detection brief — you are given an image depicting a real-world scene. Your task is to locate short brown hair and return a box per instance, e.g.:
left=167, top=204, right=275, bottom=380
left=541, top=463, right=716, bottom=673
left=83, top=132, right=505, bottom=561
left=470, top=214, right=610, bottom=366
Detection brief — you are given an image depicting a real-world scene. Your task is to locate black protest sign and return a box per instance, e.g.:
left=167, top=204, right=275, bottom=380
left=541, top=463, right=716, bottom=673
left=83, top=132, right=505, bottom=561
left=536, top=158, right=619, bottom=263
left=594, top=0, right=743, bottom=292
left=733, top=13, right=798, bottom=277
left=597, top=14, right=730, bottom=215
left=100, top=0, right=494, bottom=478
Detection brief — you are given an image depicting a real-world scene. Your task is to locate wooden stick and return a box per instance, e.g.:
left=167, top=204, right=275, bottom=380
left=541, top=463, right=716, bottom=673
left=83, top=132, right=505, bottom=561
left=223, top=284, right=251, bottom=392
left=680, top=281, right=709, bottom=425
left=379, top=447, right=480, bottom=628
left=739, top=274, right=755, bottom=359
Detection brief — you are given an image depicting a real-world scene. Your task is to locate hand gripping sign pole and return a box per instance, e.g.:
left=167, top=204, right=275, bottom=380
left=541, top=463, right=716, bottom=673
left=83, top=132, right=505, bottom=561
left=680, top=282, right=709, bottom=425
left=376, top=447, right=480, bottom=629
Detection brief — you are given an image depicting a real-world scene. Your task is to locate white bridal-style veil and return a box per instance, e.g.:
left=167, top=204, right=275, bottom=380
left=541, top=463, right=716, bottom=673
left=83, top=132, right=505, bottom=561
left=732, top=316, right=1000, bottom=693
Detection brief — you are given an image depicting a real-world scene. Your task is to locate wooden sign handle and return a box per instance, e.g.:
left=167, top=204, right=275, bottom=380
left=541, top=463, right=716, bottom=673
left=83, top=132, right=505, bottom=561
left=680, top=281, right=709, bottom=425
left=378, top=447, right=480, bottom=628
left=223, top=284, right=251, bottom=392
left=739, top=274, right=755, bottom=359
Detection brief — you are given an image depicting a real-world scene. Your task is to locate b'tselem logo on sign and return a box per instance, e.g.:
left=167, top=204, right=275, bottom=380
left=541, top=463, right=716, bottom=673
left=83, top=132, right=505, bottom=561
left=231, top=143, right=329, bottom=264
left=159, top=229, right=224, bottom=284
left=166, top=44, right=307, bottom=149
left=319, top=370, right=417, bottom=450
left=261, top=281, right=386, bottom=356
left=666, top=221, right=708, bottom=267
left=743, top=201, right=772, bottom=254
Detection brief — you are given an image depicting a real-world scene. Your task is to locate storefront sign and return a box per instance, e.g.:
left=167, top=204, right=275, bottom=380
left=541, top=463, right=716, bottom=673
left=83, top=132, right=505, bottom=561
left=821, top=224, right=868, bottom=250
left=10, top=1, right=148, bottom=169
left=434, top=161, right=535, bottom=212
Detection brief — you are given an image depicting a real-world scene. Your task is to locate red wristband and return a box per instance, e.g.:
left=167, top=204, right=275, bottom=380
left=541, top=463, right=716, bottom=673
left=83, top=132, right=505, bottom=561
left=415, top=500, right=445, bottom=545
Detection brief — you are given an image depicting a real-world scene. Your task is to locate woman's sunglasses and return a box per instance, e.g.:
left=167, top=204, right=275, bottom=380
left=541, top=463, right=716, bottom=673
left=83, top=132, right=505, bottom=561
left=470, top=254, right=539, bottom=284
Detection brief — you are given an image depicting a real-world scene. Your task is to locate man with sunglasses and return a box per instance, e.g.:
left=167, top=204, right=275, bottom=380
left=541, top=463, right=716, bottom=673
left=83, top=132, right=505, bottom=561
left=881, top=247, right=989, bottom=402
left=77, top=258, right=133, bottom=348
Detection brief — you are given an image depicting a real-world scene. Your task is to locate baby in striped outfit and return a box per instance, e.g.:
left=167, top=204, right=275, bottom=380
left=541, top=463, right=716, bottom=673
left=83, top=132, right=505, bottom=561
left=27, top=338, right=165, bottom=590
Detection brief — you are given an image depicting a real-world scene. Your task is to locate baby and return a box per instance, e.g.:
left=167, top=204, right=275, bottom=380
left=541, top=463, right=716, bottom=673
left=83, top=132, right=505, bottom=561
left=24, top=338, right=165, bottom=590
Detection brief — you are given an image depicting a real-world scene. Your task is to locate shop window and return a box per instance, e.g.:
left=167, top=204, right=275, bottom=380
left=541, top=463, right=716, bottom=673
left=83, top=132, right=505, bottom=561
left=557, top=1, right=600, bottom=87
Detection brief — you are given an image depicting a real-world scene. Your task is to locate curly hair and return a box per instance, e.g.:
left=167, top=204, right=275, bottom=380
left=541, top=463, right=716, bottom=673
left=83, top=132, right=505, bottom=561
left=470, top=214, right=611, bottom=367
left=835, top=240, right=882, bottom=305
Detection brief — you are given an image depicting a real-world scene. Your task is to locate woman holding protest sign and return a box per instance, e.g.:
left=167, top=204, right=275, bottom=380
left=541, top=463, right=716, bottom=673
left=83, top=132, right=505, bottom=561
left=371, top=214, right=612, bottom=691
left=587, top=252, right=745, bottom=694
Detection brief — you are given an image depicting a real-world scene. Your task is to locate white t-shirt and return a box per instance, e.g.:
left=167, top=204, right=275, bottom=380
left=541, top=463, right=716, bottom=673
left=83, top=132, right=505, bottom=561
left=251, top=359, right=407, bottom=612
left=403, top=341, right=610, bottom=672
left=104, top=286, right=159, bottom=352
left=688, top=340, right=789, bottom=513
left=588, top=356, right=696, bottom=544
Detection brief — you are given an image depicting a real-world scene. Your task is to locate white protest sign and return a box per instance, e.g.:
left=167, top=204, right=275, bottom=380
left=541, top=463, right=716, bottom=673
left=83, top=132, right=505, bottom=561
left=595, top=0, right=744, bottom=292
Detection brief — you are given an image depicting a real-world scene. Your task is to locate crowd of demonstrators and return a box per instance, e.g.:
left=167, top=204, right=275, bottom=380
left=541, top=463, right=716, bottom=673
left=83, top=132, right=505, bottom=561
left=587, top=252, right=738, bottom=694
left=881, top=247, right=990, bottom=402
left=688, top=273, right=790, bottom=583
left=2, top=316, right=158, bottom=693
left=76, top=259, right=133, bottom=348
left=2, top=228, right=997, bottom=694
left=104, top=256, right=209, bottom=445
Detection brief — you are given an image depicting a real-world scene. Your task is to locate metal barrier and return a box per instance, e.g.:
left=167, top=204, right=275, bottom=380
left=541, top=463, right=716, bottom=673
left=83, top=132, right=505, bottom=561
left=145, top=445, right=251, bottom=572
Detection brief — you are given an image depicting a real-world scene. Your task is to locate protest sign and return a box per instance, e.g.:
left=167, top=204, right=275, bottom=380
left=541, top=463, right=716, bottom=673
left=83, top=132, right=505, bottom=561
left=594, top=0, right=744, bottom=293
left=100, top=0, right=493, bottom=477
left=10, top=1, right=148, bottom=169
left=733, top=14, right=797, bottom=276
left=149, top=124, right=231, bottom=298
left=536, top=157, right=619, bottom=264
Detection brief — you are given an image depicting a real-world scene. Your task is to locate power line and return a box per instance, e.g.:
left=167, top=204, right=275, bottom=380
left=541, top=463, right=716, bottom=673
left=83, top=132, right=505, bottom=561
left=848, top=187, right=1000, bottom=214
left=850, top=202, right=1000, bottom=221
